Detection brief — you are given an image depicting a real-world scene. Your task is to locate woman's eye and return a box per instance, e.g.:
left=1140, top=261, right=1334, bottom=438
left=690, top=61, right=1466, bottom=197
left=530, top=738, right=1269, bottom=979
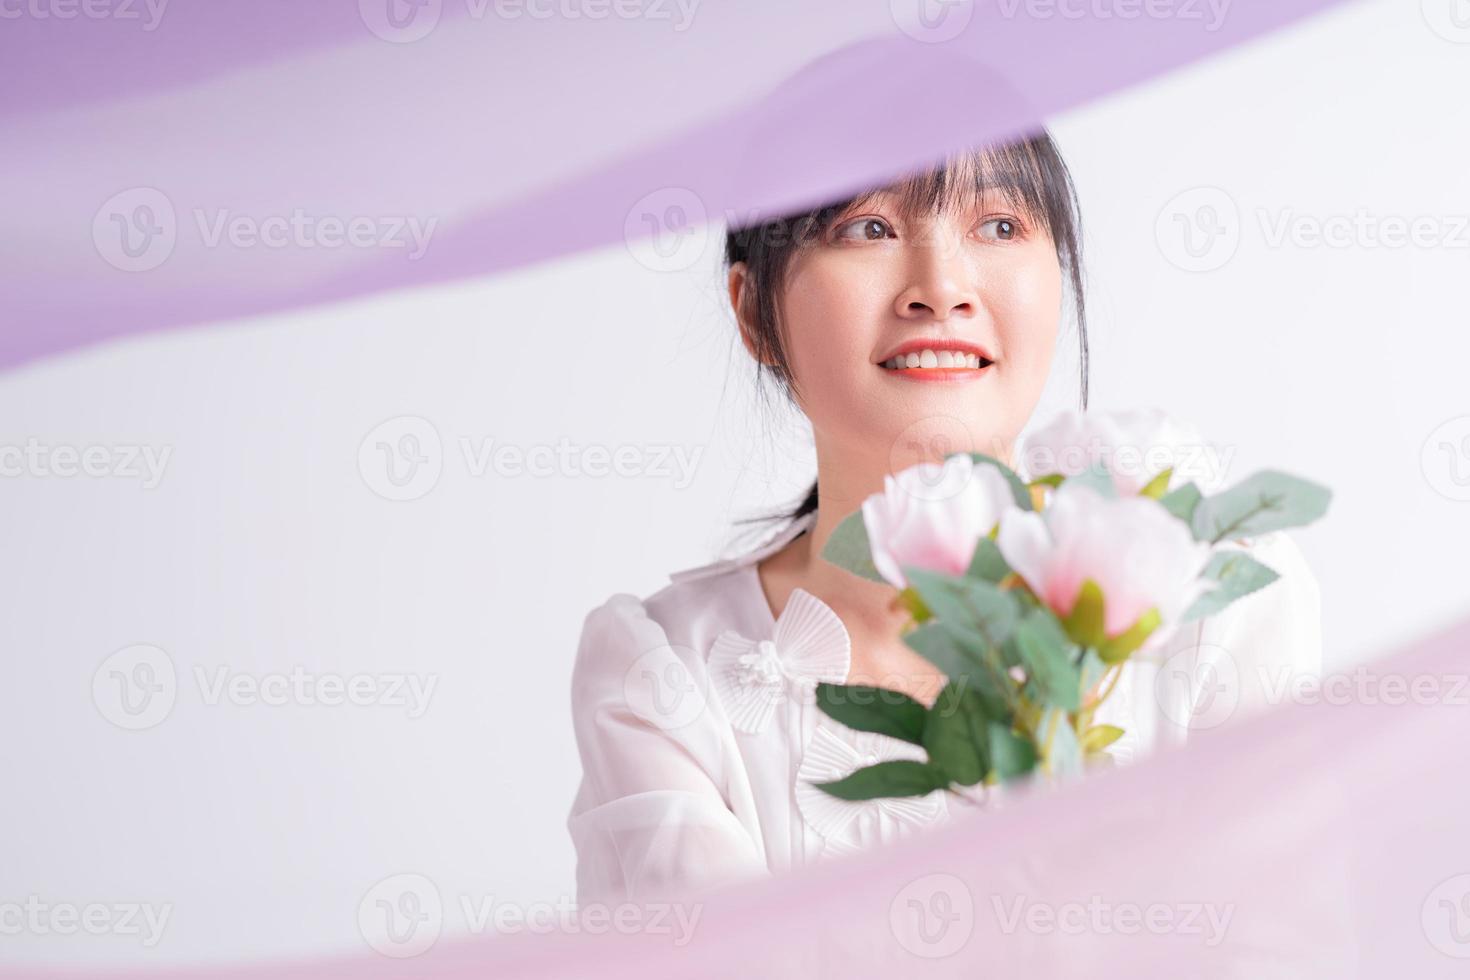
left=834, top=217, right=895, bottom=242
left=977, top=217, right=1020, bottom=241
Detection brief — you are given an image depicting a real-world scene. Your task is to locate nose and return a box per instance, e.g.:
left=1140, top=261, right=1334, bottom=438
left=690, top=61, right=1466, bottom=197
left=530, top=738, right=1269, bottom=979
left=893, top=229, right=980, bottom=321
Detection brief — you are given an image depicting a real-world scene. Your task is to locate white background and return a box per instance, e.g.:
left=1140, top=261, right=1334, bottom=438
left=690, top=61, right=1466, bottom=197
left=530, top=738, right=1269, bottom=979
left=4, top=0, right=1469, bottom=967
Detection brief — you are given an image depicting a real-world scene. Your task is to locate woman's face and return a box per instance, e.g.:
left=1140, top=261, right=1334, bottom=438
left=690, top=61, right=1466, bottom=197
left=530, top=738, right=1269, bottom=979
left=741, top=185, right=1063, bottom=472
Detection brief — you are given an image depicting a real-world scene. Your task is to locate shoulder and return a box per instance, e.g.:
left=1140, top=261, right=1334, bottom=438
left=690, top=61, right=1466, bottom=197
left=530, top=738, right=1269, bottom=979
left=572, top=574, right=748, bottom=688
left=572, top=513, right=813, bottom=684
left=569, top=579, right=757, bottom=707
left=571, top=591, right=680, bottom=698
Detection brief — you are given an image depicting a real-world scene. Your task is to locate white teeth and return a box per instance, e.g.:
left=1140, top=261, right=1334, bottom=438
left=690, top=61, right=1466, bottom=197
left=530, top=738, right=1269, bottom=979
left=882, top=348, right=989, bottom=370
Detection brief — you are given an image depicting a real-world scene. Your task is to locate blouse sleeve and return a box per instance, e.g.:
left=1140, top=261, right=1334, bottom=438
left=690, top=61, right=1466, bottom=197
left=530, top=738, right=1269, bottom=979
left=567, top=593, right=766, bottom=906
left=1189, top=529, right=1325, bottom=729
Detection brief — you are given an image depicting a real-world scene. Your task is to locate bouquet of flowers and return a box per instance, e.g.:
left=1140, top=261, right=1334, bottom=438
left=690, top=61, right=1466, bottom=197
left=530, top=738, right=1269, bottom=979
left=812, top=408, right=1331, bottom=801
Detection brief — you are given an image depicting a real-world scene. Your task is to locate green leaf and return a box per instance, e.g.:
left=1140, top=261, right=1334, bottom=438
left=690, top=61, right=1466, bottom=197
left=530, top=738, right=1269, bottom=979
left=812, top=759, right=950, bottom=801
left=896, top=587, right=932, bottom=623
left=1040, top=707, right=1082, bottom=777
left=965, top=453, right=1034, bottom=510
left=1060, top=578, right=1107, bottom=649
left=1077, top=649, right=1106, bottom=703
left=903, top=621, right=970, bottom=676
left=923, top=683, right=989, bottom=786
left=904, top=624, right=1013, bottom=723
left=1159, top=482, right=1203, bottom=524
left=1060, top=462, right=1117, bottom=498
left=1181, top=550, right=1282, bottom=623
left=904, top=568, right=1022, bottom=651
left=814, top=682, right=927, bottom=745
left=1081, top=724, right=1125, bottom=754
left=1139, top=467, right=1174, bottom=499
left=1097, top=607, right=1161, bottom=664
left=819, top=510, right=890, bottom=584
left=1011, top=608, right=1082, bottom=711
left=1191, top=470, right=1332, bottom=545
left=988, top=722, right=1038, bottom=780
left=1028, top=473, right=1065, bottom=489
left=966, top=535, right=1011, bottom=584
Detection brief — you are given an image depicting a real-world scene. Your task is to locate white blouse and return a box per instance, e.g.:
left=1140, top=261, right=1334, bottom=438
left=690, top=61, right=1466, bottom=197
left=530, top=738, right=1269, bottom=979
left=567, top=510, right=1323, bottom=906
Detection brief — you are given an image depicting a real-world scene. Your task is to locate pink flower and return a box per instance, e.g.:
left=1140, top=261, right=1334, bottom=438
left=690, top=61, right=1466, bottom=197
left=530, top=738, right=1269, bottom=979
left=1017, top=408, right=1230, bottom=496
left=862, top=454, right=1017, bottom=589
left=996, top=482, right=1213, bottom=651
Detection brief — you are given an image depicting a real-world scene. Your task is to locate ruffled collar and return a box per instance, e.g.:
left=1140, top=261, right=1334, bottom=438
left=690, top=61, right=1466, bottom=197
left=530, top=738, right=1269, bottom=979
left=795, top=718, right=949, bottom=856
left=708, top=586, right=849, bottom=734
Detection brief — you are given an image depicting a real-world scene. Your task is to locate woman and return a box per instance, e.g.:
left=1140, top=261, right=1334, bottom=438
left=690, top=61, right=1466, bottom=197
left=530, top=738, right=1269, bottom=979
left=566, top=132, right=1322, bottom=907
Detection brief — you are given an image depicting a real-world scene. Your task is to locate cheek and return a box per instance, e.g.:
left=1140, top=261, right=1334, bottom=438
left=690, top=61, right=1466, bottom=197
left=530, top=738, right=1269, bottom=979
left=779, top=263, right=884, bottom=409
left=992, top=253, right=1063, bottom=375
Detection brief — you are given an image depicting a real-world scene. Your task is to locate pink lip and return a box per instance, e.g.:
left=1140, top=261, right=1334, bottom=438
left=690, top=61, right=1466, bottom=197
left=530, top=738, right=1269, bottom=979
left=876, top=337, right=996, bottom=365
left=882, top=363, right=994, bottom=383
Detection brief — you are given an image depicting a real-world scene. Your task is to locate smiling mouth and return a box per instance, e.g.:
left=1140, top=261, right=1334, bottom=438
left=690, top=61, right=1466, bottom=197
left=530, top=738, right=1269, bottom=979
left=878, top=345, right=995, bottom=379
